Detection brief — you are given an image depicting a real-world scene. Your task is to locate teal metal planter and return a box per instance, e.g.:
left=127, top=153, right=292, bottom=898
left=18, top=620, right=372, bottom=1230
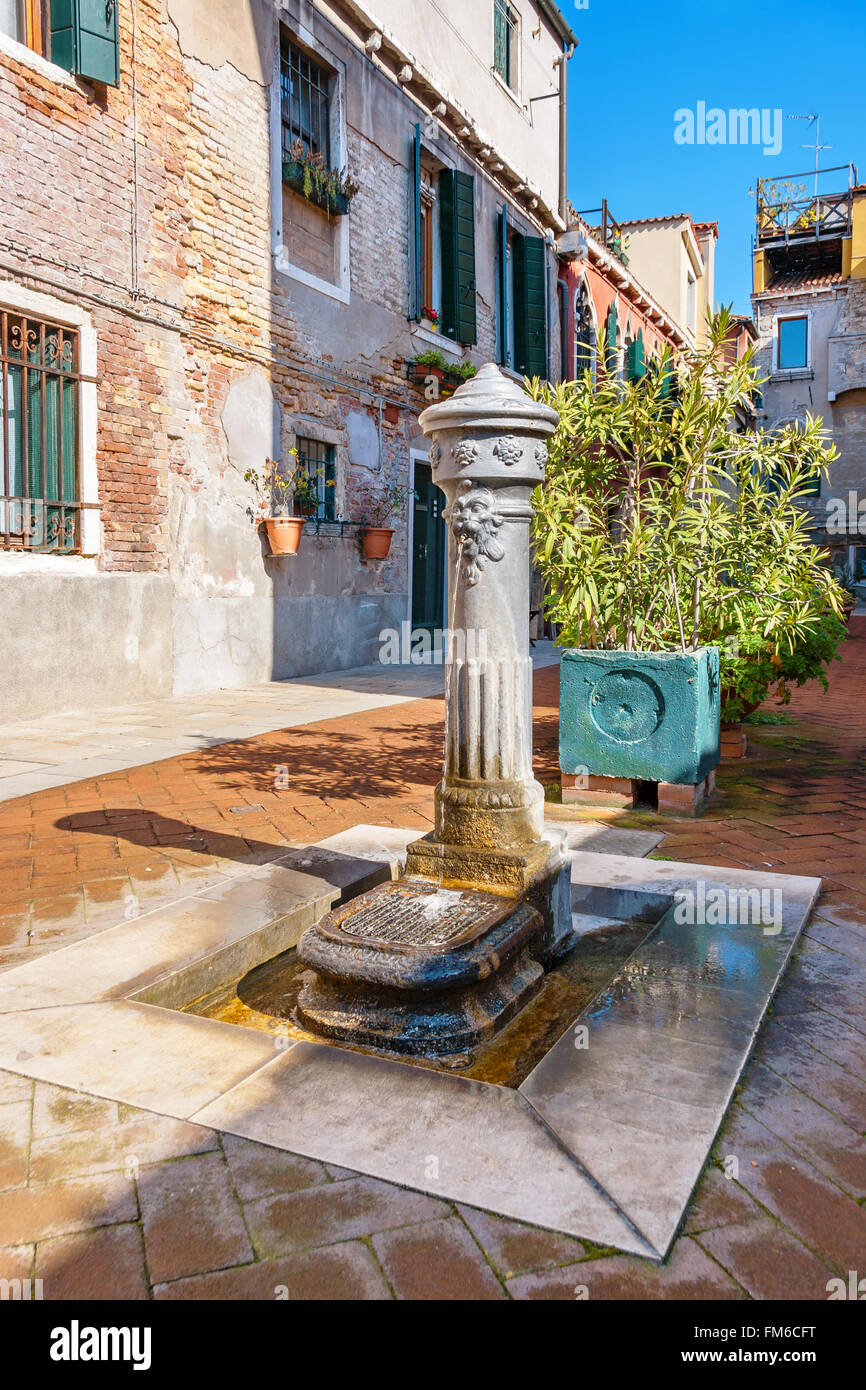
left=559, top=647, right=721, bottom=786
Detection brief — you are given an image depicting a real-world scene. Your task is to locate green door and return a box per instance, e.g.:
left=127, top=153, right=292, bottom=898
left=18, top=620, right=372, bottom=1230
left=411, top=463, right=446, bottom=636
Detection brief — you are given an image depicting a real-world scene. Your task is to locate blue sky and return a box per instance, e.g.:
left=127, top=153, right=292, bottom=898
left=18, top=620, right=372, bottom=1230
left=562, top=0, right=863, bottom=313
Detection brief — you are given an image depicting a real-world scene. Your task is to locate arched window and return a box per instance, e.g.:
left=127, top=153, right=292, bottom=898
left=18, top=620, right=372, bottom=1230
left=574, top=280, right=596, bottom=382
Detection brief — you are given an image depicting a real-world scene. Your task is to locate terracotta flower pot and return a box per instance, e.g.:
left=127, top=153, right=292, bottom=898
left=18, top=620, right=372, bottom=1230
left=265, top=516, right=306, bottom=555
left=361, top=527, right=394, bottom=560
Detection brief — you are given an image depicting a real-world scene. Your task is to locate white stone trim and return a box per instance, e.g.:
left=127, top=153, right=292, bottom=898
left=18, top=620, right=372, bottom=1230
left=774, top=307, right=812, bottom=373
left=0, top=29, right=78, bottom=88
left=411, top=326, right=462, bottom=358
left=0, top=278, right=99, bottom=563
left=270, top=16, right=351, bottom=303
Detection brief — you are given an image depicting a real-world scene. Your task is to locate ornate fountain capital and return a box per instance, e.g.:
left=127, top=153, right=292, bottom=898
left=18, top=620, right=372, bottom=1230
left=419, top=363, right=558, bottom=490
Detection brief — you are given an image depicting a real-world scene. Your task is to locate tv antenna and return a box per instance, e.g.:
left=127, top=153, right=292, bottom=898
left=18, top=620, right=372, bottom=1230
left=788, top=113, right=832, bottom=196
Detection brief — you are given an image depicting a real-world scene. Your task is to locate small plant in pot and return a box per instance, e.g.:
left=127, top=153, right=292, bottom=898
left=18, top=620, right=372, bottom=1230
left=359, top=483, right=413, bottom=560
left=420, top=305, right=440, bottom=332
left=243, top=452, right=321, bottom=556
left=527, top=307, right=847, bottom=804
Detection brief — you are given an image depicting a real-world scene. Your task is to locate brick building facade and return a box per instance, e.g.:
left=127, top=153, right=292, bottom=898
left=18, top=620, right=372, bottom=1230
left=0, top=0, right=575, bottom=718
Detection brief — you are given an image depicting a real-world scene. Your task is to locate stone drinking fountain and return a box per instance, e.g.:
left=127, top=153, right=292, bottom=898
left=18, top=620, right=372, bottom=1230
left=297, top=365, right=572, bottom=1059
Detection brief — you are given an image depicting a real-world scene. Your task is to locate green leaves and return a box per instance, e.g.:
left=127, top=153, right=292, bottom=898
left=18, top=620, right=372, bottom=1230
left=530, top=309, right=847, bottom=717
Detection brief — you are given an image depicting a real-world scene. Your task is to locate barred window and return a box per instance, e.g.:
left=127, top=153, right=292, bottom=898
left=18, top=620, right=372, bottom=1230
left=295, top=437, right=336, bottom=522
left=493, top=0, right=519, bottom=92
left=1, top=311, right=81, bottom=552
left=280, top=38, right=331, bottom=162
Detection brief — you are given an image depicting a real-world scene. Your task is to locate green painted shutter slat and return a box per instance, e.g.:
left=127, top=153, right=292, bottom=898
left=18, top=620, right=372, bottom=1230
left=439, top=169, right=477, bottom=345
left=410, top=123, right=421, bottom=320
left=626, top=332, right=646, bottom=380
left=50, top=0, right=119, bottom=86
left=498, top=205, right=508, bottom=365
left=605, top=304, right=618, bottom=371
left=513, top=234, right=547, bottom=378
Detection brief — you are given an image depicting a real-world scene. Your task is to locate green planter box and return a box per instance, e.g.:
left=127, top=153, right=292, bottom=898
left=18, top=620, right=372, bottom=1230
left=282, top=160, right=351, bottom=217
left=559, top=647, right=721, bottom=786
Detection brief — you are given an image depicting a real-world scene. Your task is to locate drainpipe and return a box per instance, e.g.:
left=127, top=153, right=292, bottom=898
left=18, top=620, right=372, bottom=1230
left=558, top=43, right=576, bottom=224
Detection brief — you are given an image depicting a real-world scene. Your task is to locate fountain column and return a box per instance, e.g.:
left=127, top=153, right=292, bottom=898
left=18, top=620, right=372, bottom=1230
left=405, top=365, right=571, bottom=959
left=296, top=365, right=572, bottom=1058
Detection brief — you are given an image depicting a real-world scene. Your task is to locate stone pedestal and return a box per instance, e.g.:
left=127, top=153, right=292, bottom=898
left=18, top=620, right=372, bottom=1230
left=403, top=364, right=570, bottom=961
left=297, top=366, right=571, bottom=1058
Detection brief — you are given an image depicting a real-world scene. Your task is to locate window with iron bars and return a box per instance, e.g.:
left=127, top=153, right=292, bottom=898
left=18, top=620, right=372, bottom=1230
left=1, top=310, right=81, bottom=553
left=493, top=0, right=519, bottom=92
left=295, top=437, right=337, bottom=521
left=280, top=37, right=331, bottom=163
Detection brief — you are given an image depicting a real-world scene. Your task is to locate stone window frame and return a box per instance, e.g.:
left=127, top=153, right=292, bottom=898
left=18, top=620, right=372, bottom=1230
left=0, top=279, right=99, bottom=571
left=283, top=416, right=346, bottom=520
left=270, top=16, right=351, bottom=306
left=774, top=310, right=812, bottom=374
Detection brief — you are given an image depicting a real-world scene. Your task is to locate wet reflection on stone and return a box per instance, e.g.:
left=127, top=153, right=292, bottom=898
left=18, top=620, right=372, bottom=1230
left=184, top=915, right=655, bottom=1087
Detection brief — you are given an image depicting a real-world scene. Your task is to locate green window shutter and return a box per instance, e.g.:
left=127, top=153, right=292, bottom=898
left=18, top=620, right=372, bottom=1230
left=439, top=169, right=477, bottom=345
left=605, top=303, right=618, bottom=369
left=513, top=234, right=547, bottom=378
left=410, top=123, right=421, bottom=320
left=626, top=333, right=646, bottom=380
left=498, top=204, right=509, bottom=365
left=50, top=0, right=120, bottom=87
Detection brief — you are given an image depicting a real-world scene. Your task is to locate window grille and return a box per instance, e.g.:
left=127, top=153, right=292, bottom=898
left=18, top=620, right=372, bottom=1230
left=1, top=310, right=81, bottom=552
left=280, top=38, right=331, bottom=163
left=296, top=437, right=336, bottom=521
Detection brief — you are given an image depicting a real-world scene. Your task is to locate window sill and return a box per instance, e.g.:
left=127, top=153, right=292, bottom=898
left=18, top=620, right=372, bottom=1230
left=274, top=252, right=350, bottom=305
left=410, top=325, right=463, bottom=358
left=490, top=67, right=527, bottom=117
left=0, top=550, right=98, bottom=575
left=770, top=367, right=814, bottom=382
left=0, top=31, right=78, bottom=88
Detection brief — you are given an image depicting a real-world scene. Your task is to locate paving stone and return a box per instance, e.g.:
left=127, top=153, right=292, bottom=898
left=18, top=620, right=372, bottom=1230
left=29, top=1113, right=218, bottom=1184
left=0, top=1172, right=137, bottom=1246
left=507, top=1237, right=744, bottom=1300
left=754, top=1021, right=866, bottom=1132
left=31, top=1084, right=118, bottom=1138
left=138, top=1151, right=253, bottom=1283
left=773, top=1009, right=866, bottom=1075
left=695, top=1219, right=834, bottom=1301
left=0, top=1243, right=33, bottom=1283
left=221, top=1133, right=328, bottom=1201
left=0, top=1072, right=32, bottom=1105
left=243, top=1176, right=449, bottom=1259
left=456, top=1204, right=587, bottom=1278
left=0, top=1099, right=30, bottom=1193
left=720, top=1106, right=866, bottom=1276
left=372, top=1218, right=506, bottom=1300
left=36, top=1223, right=149, bottom=1301
left=153, top=1240, right=392, bottom=1301
left=739, top=1062, right=866, bottom=1198
left=682, top=1166, right=763, bottom=1235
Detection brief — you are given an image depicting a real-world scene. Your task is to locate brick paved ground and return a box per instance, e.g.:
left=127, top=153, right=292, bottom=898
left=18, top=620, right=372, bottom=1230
left=0, top=624, right=864, bottom=1299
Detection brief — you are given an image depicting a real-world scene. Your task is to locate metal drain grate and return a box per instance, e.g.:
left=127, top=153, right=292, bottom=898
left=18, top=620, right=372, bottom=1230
left=325, top=880, right=514, bottom=951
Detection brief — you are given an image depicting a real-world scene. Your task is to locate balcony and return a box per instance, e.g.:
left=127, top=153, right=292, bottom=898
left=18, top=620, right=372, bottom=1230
left=755, top=164, right=858, bottom=250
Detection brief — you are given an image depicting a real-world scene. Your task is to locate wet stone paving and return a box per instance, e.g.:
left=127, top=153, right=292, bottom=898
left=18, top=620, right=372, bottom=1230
left=0, top=625, right=865, bottom=1298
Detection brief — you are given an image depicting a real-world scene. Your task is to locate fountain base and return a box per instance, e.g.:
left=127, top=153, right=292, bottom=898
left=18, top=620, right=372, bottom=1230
left=295, top=878, right=547, bottom=1057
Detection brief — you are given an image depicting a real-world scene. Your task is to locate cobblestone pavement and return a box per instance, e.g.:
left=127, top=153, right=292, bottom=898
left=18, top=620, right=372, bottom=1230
left=0, top=623, right=864, bottom=1299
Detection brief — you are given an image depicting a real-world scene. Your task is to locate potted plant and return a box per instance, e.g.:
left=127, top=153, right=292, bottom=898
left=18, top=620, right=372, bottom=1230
left=282, top=139, right=359, bottom=217
left=420, top=306, right=440, bottom=332
left=528, top=308, right=847, bottom=804
left=359, top=483, right=413, bottom=560
left=407, top=348, right=451, bottom=390
left=445, top=360, right=479, bottom=390
left=244, top=452, right=321, bottom=556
